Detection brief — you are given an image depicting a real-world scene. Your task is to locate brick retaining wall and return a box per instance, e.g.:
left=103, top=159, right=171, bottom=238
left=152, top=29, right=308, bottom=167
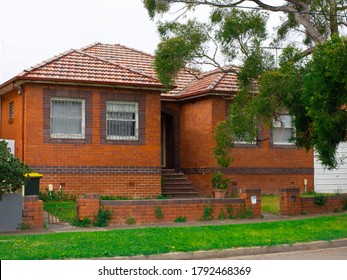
left=78, top=189, right=262, bottom=226
left=280, top=188, right=346, bottom=215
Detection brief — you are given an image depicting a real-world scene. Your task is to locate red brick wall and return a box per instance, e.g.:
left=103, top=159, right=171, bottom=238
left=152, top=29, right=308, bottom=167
left=20, top=84, right=162, bottom=197
left=0, top=90, right=24, bottom=159
left=76, top=190, right=262, bottom=226
left=22, top=195, right=44, bottom=229
left=179, top=96, right=314, bottom=194
left=280, top=188, right=346, bottom=215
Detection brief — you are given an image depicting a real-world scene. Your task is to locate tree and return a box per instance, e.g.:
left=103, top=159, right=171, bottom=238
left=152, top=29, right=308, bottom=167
left=0, top=140, right=31, bottom=194
left=143, top=0, right=347, bottom=168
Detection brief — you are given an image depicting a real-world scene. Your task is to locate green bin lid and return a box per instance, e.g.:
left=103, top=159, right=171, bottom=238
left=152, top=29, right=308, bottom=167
left=24, top=172, right=43, bottom=178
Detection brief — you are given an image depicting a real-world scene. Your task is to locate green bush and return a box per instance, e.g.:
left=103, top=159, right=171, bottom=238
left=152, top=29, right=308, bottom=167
left=0, top=140, right=31, bottom=194
left=93, top=208, right=113, bottom=227
left=70, top=216, right=91, bottom=227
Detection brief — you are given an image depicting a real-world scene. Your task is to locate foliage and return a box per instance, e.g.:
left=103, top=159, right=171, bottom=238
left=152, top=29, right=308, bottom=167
left=143, top=1, right=347, bottom=169
left=343, top=198, right=347, bottom=211
left=200, top=204, right=214, bottom=220
left=174, top=215, right=187, bottom=223
left=211, top=171, right=230, bottom=190
left=2, top=215, right=347, bottom=259
left=0, top=140, right=31, bottom=194
left=70, top=216, right=91, bottom=227
left=39, top=188, right=75, bottom=202
left=126, top=216, right=137, bottom=225
left=314, top=193, right=327, bottom=207
left=16, top=223, right=32, bottom=231
left=93, top=208, right=113, bottom=227
left=218, top=208, right=226, bottom=220
left=154, top=206, right=164, bottom=220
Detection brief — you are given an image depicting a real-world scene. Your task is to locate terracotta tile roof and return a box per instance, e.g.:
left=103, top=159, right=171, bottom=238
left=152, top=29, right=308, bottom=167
left=173, top=68, right=239, bottom=99
left=2, top=42, right=240, bottom=97
left=17, top=45, right=162, bottom=88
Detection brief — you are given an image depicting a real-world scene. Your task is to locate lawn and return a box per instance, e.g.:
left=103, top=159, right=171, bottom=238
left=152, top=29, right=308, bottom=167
left=262, top=194, right=280, bottom=214
left=0, top=214, right=347, bottom=259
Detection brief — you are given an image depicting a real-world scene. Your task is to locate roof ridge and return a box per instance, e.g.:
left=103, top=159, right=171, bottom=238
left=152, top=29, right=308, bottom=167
left=207, top=72, right=226, bottom=91
left=78, top=42, right=102, bottom=51
left=113, top=43, right=155, bottom=59
left=20, top=49, right=76, bottom=76
left=75, top=50, right=160, bottom=83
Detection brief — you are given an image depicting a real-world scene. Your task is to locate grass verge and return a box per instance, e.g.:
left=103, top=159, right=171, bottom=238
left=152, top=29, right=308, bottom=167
left=0, top=214, right=346, bottom=260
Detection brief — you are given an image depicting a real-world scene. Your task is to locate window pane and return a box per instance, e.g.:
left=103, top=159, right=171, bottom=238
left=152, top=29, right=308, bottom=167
left=51, top=99, right=84, bottom=138
left=273, top=128, right=293, bottom=144
left=106, top=102, right=138, bottom=139
left=273, top=114, right=294, bottom=144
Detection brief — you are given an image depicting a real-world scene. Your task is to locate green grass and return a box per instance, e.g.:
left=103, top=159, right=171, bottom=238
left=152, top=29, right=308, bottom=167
left=43, top=201, right=77, bottom=223
left=1, top=214, right=347, bottom=259
left=262, top=194, right=280, bottom=214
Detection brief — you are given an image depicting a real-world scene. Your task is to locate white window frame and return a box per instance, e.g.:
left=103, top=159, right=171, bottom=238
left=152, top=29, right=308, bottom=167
left=106, top=101, right=139, bottom=141
left=50, top=98, right=85, bottom=139
left=272, top=114, right=295, bottom=145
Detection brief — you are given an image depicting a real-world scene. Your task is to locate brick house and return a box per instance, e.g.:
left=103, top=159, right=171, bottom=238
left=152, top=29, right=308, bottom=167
left=0, top=43, right=314, bottom=197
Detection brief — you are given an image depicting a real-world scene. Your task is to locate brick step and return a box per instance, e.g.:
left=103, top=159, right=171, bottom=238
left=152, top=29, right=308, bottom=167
left=162, top=191, right=199, bottom=198
left=162, top=185, right=195, bottom=191
left=161, top=168, right=198, bottom=198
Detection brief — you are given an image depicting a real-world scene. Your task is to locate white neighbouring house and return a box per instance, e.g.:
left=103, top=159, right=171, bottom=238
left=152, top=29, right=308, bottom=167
left=314, top=142, right=347, bottom=193
left=0, top=139, right=15, bottom=155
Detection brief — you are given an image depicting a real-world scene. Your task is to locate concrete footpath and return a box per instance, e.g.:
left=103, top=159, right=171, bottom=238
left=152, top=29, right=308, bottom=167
left=1, top=213, right=346, bottom=260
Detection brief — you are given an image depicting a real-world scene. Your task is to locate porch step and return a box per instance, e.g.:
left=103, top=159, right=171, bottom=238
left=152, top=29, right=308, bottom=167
left=161, top=169, right=198, bottom=198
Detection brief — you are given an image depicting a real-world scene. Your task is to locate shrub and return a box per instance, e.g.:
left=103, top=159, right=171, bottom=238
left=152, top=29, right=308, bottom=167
left=0, top=140, right=31, bottom=194
left=70, top=216, right=91, bottom=227
left=200, top=205, right=213, bottom=221
left=154, top=206, right=164, bottom=220
left=93, top=208, right=113, bottom=227
left=314, top=193, right=327, bottom=207
left=174, top=216, right=187, bottom=223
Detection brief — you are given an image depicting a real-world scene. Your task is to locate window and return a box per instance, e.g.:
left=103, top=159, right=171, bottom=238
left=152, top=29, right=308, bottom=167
left=9, top=101, right=14, bottom=120
left=106, top=101, right=138, bottom=140
left=50, top=98, right=85, bottom=139
left=272, top=114, right=294, bottom=145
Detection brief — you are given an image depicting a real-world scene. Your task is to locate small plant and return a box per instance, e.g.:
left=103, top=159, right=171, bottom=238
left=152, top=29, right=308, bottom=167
left=218, top=209, right=226, bottom=220
left=154, top=206, right=164, bottom=220
left=239, top=207, right=254, bottom=219
left=314, top=193, right=327, bottom=207
left=17, top=223, right=32, bottom=230
left=126, top=216, right=137, bottom=225
left=333, top=208, right=341, bottom=213
left=93, top=208, right=113, bottom=227
left=70, top=216, right=91, bottom=227
left=211, top=171, right=230, bottom=190
left=156, top=195, right=167, bottom=200
left=174, top=216, right=187, bottom=223
left=343, top=198, right=347, bottom=211
left=200, top=205, right=213, bottom=221
left=39, top=188, right=75, bottom=202
left=161, top=176, right=166, bottom=187
left=226, top=204, right=234, bottom=219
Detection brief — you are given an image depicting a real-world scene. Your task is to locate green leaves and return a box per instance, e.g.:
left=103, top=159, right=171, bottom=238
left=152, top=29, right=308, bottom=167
left=302, top=35, right=347, bottom=168
left=0, top=141, right=31, bottom=194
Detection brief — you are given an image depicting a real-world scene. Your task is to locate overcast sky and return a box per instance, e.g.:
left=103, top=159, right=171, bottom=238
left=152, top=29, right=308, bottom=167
left=0, top=0, right=161, bottom=83
left=0, top=0, right=283, bottom=84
